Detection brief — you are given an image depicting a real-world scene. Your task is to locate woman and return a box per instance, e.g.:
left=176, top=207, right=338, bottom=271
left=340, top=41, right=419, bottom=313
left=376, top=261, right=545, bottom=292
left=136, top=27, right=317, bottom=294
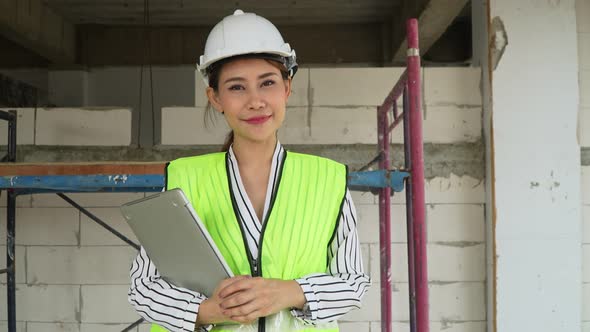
left=128, top=9, right=370, bottom=332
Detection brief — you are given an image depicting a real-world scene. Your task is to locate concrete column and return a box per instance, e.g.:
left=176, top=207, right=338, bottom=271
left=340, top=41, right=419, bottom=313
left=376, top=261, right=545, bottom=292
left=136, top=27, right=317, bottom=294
left=481, top=0, right=582, bottom=331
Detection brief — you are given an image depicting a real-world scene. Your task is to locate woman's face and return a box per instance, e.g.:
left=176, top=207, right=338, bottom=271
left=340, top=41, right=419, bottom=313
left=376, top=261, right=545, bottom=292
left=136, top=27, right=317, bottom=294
left=207, top=58, right=291, bottom=145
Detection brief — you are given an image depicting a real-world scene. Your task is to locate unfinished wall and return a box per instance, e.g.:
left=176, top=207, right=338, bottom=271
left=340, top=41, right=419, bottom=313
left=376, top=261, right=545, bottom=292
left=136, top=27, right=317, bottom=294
left=579, top=0, right=590, bottom=331
left=488, top=0, right=582, bottom=331
left=0, top=67, right=484, bottom=332
left=47, top=66, right=196, bottom=148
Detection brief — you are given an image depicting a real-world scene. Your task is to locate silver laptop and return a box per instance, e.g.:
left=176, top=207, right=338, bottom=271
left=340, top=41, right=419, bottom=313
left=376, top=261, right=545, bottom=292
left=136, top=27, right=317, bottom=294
left=121, top=188, right=234, bottom=296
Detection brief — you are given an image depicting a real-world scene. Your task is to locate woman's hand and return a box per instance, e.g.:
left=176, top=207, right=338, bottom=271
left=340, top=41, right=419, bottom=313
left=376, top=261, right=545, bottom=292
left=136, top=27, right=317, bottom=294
left=217, top=277, right=307, bottom=324
left=197, top=275, right=251, bottom=325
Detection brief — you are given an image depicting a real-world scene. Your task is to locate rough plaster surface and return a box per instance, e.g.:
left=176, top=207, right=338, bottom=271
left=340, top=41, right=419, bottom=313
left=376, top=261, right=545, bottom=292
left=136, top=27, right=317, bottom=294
left=4, top=142, right=484, bottom=180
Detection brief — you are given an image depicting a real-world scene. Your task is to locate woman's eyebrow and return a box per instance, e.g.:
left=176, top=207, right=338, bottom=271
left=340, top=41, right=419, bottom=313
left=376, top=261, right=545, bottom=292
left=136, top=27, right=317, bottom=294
left=258, top=72, right=278, bottom=79
left=223, top=72, right=278, bottom=84
left=223, top=76, right=245, bottom=84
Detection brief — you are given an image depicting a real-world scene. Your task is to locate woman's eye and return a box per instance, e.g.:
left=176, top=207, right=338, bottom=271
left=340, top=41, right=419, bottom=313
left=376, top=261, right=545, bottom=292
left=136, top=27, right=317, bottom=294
left=261, top=80, right=275, bottom=87
left=229, top=85, right=244, bottom=91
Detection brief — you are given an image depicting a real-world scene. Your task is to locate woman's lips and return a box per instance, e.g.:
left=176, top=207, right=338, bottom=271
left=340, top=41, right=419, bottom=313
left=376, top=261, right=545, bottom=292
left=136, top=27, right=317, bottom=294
left=244, top=115, right=272, bottom=125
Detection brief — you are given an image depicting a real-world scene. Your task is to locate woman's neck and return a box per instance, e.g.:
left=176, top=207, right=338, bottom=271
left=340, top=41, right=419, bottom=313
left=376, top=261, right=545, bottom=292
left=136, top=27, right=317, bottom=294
left=232, top=135, right=277, bottom=168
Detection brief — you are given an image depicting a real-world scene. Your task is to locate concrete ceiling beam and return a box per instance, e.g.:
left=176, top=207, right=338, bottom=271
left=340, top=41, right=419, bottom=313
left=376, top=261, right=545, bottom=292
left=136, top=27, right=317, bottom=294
left=78, top=23, right=385, bottom=66
left=0, top=0, right=76, bottom=64
left=391, top=0, right=468, bottom=63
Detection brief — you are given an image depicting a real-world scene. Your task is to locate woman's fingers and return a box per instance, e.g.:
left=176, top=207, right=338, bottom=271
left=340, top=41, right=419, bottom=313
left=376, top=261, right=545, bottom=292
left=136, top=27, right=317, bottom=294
left=228, top=308, right=265, bottom=325
left=220, top=290, right=257, bottom=309
left=215, top=275, right=251, bottom=296
left=222, top=298, right=259, bottom=317
left=218, top=276, right=259, bottom=298
left=216, top=278, right=294, bottom=323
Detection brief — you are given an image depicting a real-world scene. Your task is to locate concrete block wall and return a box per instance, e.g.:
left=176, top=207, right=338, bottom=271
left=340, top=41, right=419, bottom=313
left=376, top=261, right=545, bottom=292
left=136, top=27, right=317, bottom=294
left=1, top=67, right=484, bottom=332
left=0, top=193, right=148, bottom=331
left=584, top=167, right=590, bottom=332
left=578, top=0, right=590, bottom=330
left=0, top=107, right=132, bottom=146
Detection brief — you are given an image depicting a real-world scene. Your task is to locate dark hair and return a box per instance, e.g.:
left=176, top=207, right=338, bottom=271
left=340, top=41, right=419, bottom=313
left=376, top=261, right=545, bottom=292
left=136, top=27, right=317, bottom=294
left=204, top=55, right=290, bottom=152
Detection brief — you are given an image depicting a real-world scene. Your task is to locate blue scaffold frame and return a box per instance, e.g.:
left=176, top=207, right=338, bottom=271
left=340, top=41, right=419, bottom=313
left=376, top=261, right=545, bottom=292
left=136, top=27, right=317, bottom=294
left=0, top=170, right=408, bottom=194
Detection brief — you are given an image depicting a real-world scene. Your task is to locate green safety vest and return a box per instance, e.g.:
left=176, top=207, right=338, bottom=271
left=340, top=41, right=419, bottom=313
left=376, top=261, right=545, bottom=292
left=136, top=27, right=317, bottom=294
left=151, top=151, right=347, bottom=332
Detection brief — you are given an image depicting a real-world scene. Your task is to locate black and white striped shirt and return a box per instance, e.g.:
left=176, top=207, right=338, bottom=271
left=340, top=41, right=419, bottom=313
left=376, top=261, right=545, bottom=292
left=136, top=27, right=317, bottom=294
left=128, top=142, right=370, bottom=331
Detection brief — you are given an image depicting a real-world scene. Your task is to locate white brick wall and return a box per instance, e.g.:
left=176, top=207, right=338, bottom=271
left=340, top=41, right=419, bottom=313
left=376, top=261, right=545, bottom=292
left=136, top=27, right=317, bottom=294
left=0, top=194, right=144, bottom=328
left=27, top=322, right=80, bottom=332
left=0, top=108, right=35, bottom=145
left=0, top=208, right=79, bottom=245
left=80, top=208, right=138, bottom=245
left=160, top=107, right=229, bottom=145
left=19, top=322, right=143, bottom=332
left=0, top=322, right=26, bottom=332
left=32, top=192, right=144, bottom=208
left=27, top=246, right=136, bottom=284
left=424, top=68, right=482, bottom=106
left=342, top=282, right=485, bottom=322
left=582, top=70, right=590, bottom=108
left=36, top=108, right=132, bottom=146
left=349, top=176, right=485, bottom=329
left=579, top=18, right=590, bottom=145
left=82, top=285, right=139, bottom=323
left=311, top=68, right=406, bottom=106
left=0, top=285, right=80, bottom=322
left=371, top=322, right=486, bottom=332
left=0, top=107, right=133, bottom=146
left=80, top=323, right=141, bottom=332
left=584, top=166, right=590, bottom=328
left=582, top=37, right=590, bottom=70
left=580, top=0, right=590, bottom=327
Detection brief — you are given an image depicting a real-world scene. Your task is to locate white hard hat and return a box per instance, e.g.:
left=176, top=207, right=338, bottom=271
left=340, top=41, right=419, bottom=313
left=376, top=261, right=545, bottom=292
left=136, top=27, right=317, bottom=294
left=197, top=9, right=298, bottom=85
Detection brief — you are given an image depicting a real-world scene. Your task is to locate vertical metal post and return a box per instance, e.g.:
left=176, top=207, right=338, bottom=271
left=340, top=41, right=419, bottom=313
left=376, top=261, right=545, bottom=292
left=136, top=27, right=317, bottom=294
left=5, top=110, right=17, bottom=332
left=7, top=190, right=16, bottom=332
left=7, top=111, right=16, bottom=162
left=403, top=86, right=417, bottom=332
left=406, top=18, right=429, bottom=332
left=377, top=103, right=392, bottom=332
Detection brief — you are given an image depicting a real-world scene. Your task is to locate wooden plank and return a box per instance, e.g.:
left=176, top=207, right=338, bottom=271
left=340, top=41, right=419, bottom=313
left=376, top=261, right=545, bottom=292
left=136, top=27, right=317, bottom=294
left=0, top=162, right=166, bottom=176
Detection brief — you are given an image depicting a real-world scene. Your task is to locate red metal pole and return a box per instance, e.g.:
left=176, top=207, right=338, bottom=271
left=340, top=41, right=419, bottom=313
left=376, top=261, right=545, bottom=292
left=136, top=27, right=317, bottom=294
left=377, top=102, right=392, bottom=332
left=403, top=86, right=417, bottom=332
left=406, top=18, right=429, bottom=332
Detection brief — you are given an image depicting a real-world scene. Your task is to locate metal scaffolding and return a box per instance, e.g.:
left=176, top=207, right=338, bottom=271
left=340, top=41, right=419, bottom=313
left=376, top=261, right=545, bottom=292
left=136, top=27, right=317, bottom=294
left=0, top=19, right=427, bottom=332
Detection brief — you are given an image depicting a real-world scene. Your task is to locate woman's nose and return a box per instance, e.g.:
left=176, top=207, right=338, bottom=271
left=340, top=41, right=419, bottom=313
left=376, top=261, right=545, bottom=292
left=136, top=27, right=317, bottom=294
left=247, top=90, right=266, bottom=110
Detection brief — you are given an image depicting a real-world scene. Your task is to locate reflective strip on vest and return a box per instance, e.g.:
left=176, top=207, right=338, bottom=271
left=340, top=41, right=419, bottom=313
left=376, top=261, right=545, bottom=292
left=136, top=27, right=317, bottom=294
left=152, top=151, right=346, bottom=332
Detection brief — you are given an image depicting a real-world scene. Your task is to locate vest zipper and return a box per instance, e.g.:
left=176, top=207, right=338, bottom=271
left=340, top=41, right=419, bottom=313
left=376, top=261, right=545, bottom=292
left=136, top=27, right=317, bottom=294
left=255, top=151, right=287, bottom=332
left=225, top=151, right=288, bottom=332
left=256, top=217, right=270, bottom=332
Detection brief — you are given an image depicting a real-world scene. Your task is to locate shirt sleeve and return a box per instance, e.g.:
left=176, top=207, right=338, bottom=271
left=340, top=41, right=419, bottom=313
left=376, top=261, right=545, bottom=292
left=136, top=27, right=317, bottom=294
left=290, top=189, right=371, bottom=324
left=128, top=247, right=212, bottom=332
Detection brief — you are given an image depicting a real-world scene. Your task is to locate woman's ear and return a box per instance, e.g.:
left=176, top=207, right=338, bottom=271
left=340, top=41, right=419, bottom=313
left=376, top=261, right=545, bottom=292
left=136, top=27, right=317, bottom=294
left=206, top=87, right=223, bottom=114
left=285, top=78, right=292, bottom=99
